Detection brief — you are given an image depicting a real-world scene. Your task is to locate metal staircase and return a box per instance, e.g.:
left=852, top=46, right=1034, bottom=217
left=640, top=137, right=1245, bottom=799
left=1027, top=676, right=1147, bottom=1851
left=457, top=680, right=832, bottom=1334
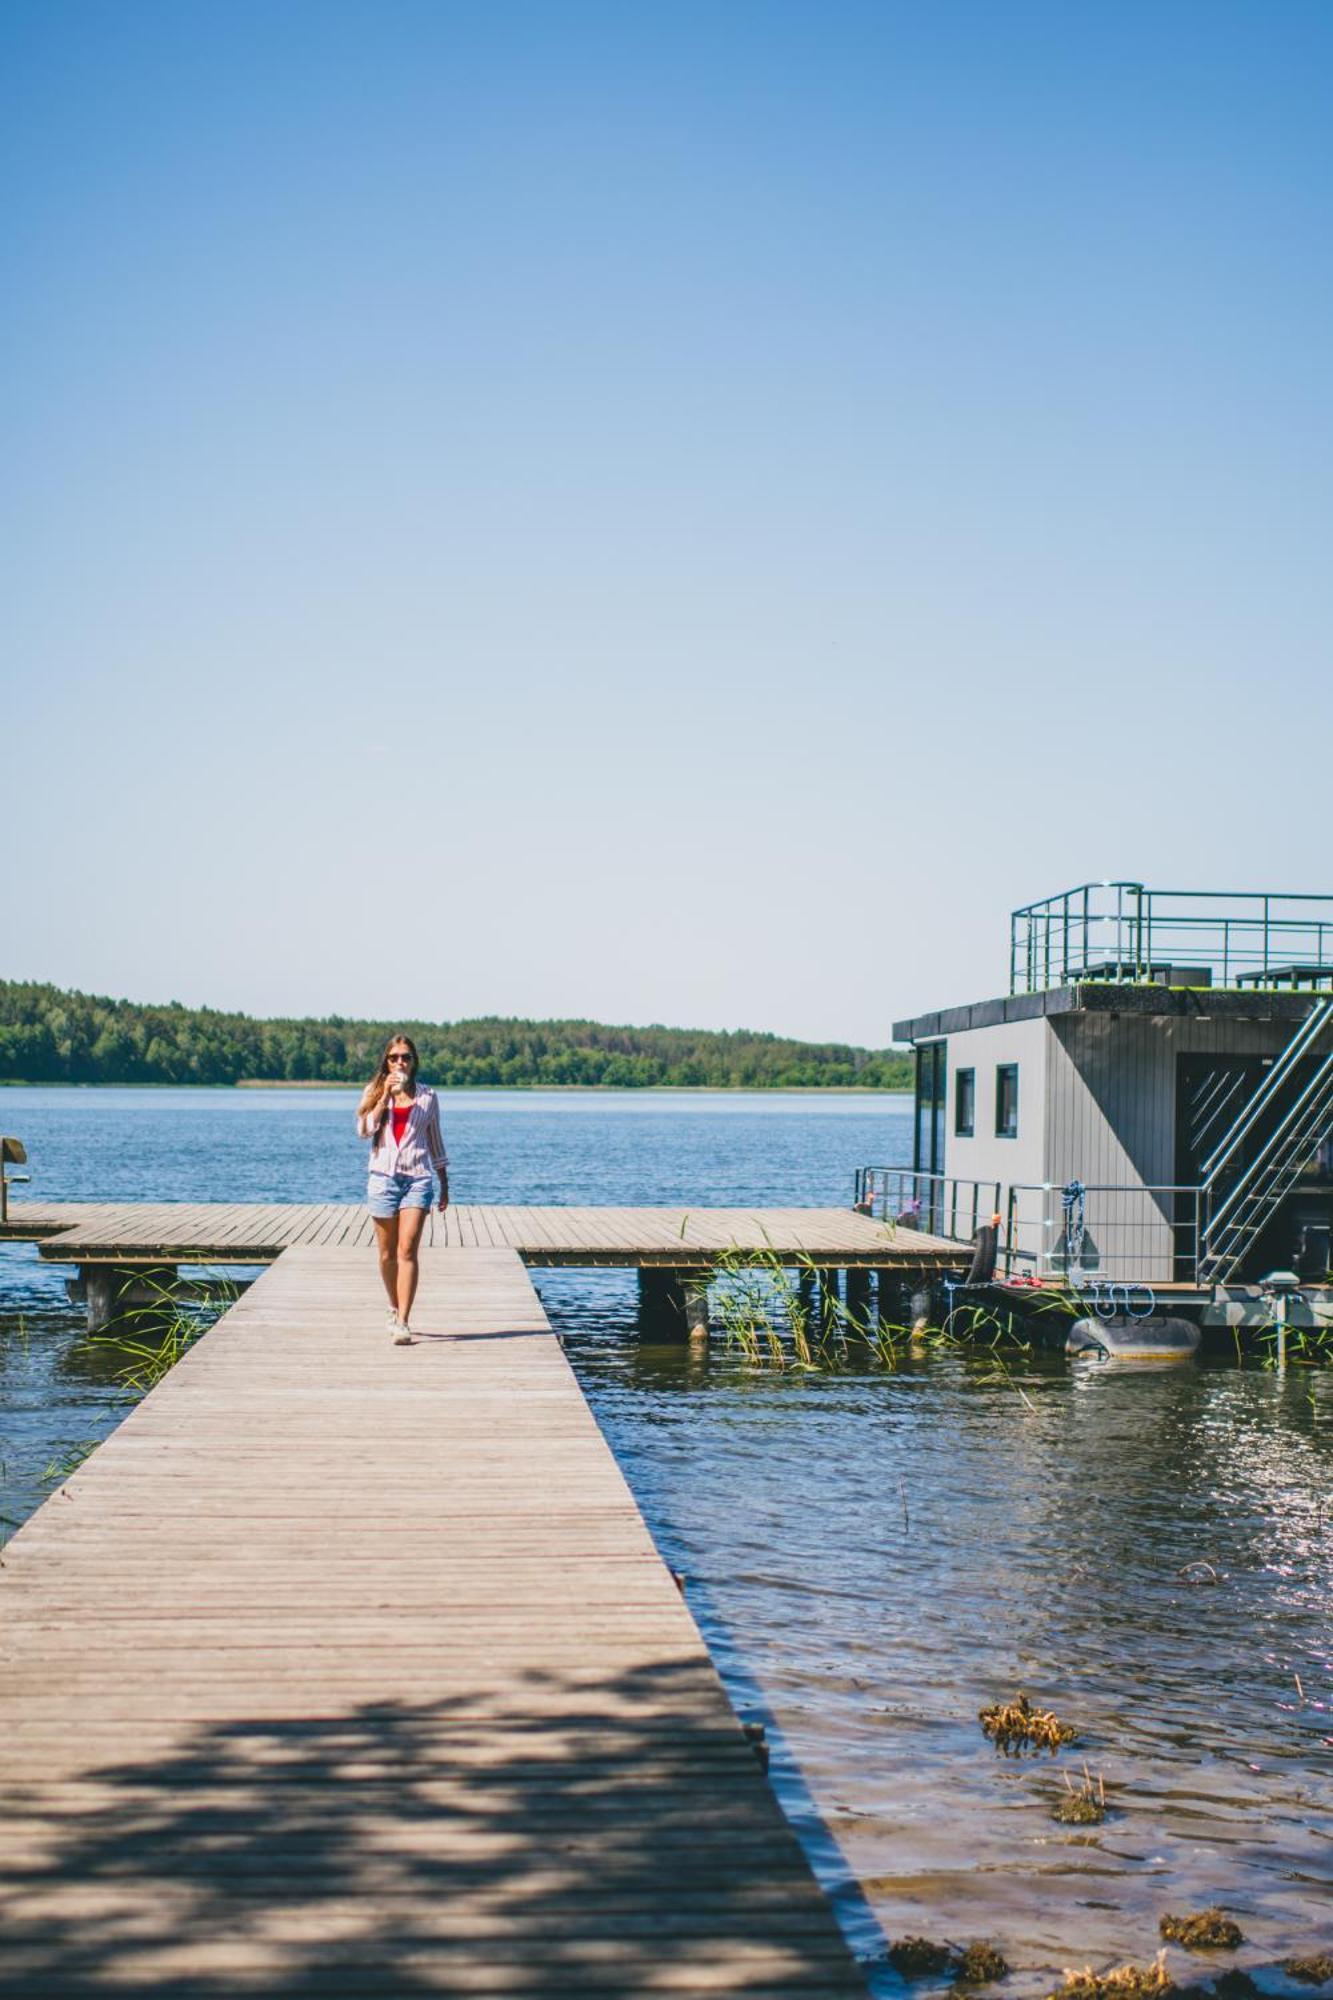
left=1197, top=998, right=1333, bottom=1285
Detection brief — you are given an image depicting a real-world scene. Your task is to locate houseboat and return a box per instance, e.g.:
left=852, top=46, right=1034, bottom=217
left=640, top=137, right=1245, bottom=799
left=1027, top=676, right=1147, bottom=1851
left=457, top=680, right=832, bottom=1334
left=871, top=883, right=1333, bottom=1354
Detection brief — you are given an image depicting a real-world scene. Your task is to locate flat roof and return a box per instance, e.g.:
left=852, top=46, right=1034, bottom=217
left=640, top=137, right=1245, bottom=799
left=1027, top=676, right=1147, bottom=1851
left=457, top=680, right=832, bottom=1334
left=894, top=983, right=1322, bottom=1044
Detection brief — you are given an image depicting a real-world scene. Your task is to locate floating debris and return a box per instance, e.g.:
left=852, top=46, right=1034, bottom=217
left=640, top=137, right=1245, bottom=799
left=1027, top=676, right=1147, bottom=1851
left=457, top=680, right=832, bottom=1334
left=1054, top=1767, right=1107, bottom=1825
left=980, top=1692, right=1078, bottom=1755
left=955, top=1944, right=1011, bottom=1984
left=1159, top=1910, right=1243, bottom=1951
left=890, top=1938, right=958, bottom=1975
left=1284, top=1957, right=1333, bottom=1986
left=1047, top=1954, right=1174, bottom=2000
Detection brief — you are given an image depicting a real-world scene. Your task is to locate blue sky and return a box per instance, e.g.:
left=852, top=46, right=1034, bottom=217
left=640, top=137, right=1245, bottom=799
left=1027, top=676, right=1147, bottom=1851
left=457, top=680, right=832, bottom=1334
left=2, top=2, right=1329, bottom=1043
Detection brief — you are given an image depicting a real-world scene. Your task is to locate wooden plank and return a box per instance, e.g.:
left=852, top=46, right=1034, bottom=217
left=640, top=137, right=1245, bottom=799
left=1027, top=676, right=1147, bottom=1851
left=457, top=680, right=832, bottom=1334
left=0, top=1244, right=868, bottom=1997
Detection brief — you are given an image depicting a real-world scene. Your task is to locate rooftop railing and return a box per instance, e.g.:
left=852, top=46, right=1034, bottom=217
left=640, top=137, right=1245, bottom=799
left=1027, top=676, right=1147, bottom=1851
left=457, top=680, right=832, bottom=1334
left=1010, top=883, right=1333, bottom=996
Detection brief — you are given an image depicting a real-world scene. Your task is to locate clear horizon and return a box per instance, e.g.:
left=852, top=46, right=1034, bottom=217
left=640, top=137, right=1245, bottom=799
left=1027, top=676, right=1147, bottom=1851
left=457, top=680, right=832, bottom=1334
left=4, top=2, right=1330, bottom=1043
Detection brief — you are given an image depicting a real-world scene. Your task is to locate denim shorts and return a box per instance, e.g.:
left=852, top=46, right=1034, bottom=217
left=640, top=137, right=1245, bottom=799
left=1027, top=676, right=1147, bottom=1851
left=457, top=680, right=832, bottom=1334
left=367, top=1171, right=434, bottom=1220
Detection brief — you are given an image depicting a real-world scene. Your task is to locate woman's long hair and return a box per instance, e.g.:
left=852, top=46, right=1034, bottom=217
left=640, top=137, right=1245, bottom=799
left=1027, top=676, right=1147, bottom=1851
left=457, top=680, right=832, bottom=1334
left=358, top=1032, right=420, bottom=1139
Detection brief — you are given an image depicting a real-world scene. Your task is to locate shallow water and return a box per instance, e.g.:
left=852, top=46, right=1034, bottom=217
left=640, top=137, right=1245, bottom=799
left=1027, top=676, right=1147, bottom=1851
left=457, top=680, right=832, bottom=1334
left=2, top=1086, right=1330, bottom=1993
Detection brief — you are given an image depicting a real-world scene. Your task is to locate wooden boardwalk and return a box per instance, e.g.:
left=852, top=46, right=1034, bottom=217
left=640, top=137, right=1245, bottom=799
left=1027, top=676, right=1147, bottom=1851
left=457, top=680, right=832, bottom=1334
left=0, top=1246, right=870, bottom=1996
left=3, top=1200, right=963, bottom=1269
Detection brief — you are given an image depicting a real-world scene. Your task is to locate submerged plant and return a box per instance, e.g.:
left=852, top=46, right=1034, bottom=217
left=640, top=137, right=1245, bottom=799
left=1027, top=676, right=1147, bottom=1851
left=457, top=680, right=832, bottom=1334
left=1159, top=1911, right=1243, bottom=1952
left=889, top=1939, right=960, bottom=1976
left=888, top=1939, right=1010, bottom=1984
left=1054, top=1766, right=1107, bottom=1824
left=955, top=1944, right=1011, bottom=1985
left=1284, top=1958, right=1333, bottom=1986
left=1047, top=1955, right=1174, bottom=2000
left=980, top=1692, right=1078, bottom=1755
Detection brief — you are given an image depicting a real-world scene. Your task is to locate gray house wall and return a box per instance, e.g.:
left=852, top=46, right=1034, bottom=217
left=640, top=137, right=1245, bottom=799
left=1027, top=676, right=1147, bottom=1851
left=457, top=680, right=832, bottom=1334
left=934, top=1011, right=1298, bottom=1282
left=1044, top=1015, right=1290, bottom=1189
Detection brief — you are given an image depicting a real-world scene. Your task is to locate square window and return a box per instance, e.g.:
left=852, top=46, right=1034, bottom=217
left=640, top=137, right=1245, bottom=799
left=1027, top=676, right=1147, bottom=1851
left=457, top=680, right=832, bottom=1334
left=996, top=1064, right=1019, bottom=1139
left=954, top=1067, right=975, bottom=1137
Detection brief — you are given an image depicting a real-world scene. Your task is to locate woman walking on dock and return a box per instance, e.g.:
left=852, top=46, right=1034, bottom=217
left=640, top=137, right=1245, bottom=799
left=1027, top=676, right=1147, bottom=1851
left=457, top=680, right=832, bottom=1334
left=356, top=1034, right=449, bottom=1344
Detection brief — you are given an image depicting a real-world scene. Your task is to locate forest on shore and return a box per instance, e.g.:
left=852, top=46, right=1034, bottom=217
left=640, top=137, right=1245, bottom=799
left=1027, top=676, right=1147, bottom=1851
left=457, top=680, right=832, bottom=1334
left=0, top=982, right=913, bottom=1090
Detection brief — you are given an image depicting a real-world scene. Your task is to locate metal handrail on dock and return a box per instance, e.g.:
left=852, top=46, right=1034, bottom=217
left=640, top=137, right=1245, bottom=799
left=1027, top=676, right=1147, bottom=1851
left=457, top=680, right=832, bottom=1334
left=1002, top=1181, right=1203, bottom=1283
left=854, top=1168, right=1000, bottom=1245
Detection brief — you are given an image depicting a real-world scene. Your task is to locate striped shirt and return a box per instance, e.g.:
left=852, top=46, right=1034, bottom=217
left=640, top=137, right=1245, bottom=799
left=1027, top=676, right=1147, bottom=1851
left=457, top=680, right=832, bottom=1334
left=357, top=1084, right=449, bottom=1178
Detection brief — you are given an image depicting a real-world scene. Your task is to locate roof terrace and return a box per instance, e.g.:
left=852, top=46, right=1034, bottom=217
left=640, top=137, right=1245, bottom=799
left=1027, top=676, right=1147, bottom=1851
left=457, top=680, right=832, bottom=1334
left=1010, top=883, right=1333, bottom=997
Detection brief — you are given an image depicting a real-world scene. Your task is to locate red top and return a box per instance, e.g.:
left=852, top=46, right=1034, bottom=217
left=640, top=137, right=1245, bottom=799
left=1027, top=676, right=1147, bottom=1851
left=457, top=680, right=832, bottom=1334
left=391, top=1103, right=412, bottom=1146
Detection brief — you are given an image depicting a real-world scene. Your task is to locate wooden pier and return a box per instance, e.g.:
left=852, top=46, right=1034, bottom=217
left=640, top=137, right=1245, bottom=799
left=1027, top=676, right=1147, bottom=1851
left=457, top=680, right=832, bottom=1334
left=4, top=1199, right=962, bottom=1267
left=2, top=1199, right=963, bottom=1335
left=0, top=1244, right=872, bottom=1996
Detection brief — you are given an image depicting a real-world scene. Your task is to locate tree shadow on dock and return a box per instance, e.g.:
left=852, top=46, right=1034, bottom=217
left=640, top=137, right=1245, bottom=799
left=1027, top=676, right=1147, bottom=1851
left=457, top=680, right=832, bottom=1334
left=0, top=1657, right=869, bottom=1997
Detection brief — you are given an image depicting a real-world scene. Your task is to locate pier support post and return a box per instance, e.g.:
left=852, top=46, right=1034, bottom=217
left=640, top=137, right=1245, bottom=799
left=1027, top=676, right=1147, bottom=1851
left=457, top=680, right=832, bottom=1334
left=909, top=1282, right=937, bottom=1338
left=845, top=1267, right=872, bottom=1327
left=75, top=1264, right=182, bottom=1333
left=877, top=1272, right=913, bottom=1333
left=638, top=1267, right=711, bottom=1342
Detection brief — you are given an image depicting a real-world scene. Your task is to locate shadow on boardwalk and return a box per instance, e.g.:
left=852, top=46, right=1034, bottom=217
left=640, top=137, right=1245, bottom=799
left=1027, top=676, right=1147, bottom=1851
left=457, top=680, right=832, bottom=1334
left=0, top=1657, right=869, bottom=1997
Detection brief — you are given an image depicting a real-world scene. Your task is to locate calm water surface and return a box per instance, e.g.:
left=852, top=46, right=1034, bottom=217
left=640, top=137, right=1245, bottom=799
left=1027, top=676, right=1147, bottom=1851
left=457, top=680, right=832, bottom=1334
left=1, top=1087, right=1330, bottom=1994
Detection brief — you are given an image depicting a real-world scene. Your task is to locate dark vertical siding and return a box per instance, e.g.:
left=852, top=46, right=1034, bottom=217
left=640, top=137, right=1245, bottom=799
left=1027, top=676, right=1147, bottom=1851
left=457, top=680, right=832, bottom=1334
left=1046, top=1015, right=1292, bottom=1279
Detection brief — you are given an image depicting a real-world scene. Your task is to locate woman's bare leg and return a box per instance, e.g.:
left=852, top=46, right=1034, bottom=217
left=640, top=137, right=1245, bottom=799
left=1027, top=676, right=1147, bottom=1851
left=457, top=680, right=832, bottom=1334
left=374, top=1216, right=400, bottom=1309
left=396, top=1207, right=427, bottom=1327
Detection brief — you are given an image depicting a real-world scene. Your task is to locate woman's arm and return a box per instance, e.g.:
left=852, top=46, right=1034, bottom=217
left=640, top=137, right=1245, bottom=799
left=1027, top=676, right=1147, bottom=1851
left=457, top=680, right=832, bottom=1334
left=426, top=1096, right=450, bottom=1209
left=356, top=1080, right=389, bottom=1139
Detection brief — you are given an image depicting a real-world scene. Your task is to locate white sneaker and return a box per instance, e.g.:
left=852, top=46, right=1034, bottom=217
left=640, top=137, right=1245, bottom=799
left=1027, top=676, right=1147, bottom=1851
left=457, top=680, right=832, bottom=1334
left=392, top=1318, right=414, bottom=1345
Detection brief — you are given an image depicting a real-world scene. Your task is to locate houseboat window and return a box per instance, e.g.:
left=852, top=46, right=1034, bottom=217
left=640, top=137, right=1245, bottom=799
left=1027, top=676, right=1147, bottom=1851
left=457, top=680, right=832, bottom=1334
left=914, top=1042, right=946, bottom=1175
left=995, top=1064, right=1019, bottom=1138
left=955, top=1068, right=975, bottom=1137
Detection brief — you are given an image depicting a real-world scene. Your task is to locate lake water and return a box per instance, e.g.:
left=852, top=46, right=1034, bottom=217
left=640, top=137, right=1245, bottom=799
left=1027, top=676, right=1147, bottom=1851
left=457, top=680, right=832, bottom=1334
left=1, top=1086, right=1330, bottom=1996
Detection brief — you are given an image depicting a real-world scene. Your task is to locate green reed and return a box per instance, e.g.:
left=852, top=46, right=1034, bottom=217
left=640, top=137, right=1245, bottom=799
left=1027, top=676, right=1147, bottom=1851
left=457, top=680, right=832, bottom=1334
left=708, top=1246, right=1032, bottom=1379
left=79, top=1271, right=239, bottom=1397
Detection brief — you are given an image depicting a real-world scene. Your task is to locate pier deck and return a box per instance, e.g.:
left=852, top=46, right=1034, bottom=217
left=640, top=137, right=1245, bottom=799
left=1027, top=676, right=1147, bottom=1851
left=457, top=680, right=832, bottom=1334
left=0, top=1245, right=870, bottom=1996
left=3, top=1199, right=963, bottom=1269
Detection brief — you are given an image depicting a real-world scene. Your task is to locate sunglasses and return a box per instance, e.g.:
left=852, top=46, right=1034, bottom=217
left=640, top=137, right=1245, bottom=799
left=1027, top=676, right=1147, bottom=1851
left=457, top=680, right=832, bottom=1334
left=388, top=1054, right=413, bottom=1066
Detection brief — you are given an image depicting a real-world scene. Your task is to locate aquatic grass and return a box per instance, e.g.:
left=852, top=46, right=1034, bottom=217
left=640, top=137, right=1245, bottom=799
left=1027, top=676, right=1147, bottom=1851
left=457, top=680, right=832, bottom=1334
left=708, top=1245, right=1034, bottom=1379
left=1252, top=1315, right=1333, bottom=1369
left=78, top=1272, right=238, bottom=1398
left=980, top=1692, right=1078, bottom=1755
left=40, top=1438, right=100, bottom=1486
left=1054, top=1765, right=1108, bottom=1824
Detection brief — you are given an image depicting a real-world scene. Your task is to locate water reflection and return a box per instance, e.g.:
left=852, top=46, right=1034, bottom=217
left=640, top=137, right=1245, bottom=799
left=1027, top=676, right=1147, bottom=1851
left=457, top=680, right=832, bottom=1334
left=545, top=1274, right=1333, bottom=1997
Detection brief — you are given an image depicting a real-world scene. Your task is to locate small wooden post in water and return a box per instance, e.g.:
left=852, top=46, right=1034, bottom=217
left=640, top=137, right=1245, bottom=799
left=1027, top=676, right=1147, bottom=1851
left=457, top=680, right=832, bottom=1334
left=682, top=1272, right=710, bottom=1341
left=0, top=1137, right=29, bottom=1225
left=637, top=1266, right=710, bottom=1341
left=73, top=1264, right=182, bottom=1333
left=845, top=1267, right=872, bottom=1324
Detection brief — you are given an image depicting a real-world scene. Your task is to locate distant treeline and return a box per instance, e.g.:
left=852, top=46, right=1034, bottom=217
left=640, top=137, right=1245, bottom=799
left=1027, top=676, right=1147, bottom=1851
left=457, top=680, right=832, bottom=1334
left=0, top=982, right=913, bottom=1090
